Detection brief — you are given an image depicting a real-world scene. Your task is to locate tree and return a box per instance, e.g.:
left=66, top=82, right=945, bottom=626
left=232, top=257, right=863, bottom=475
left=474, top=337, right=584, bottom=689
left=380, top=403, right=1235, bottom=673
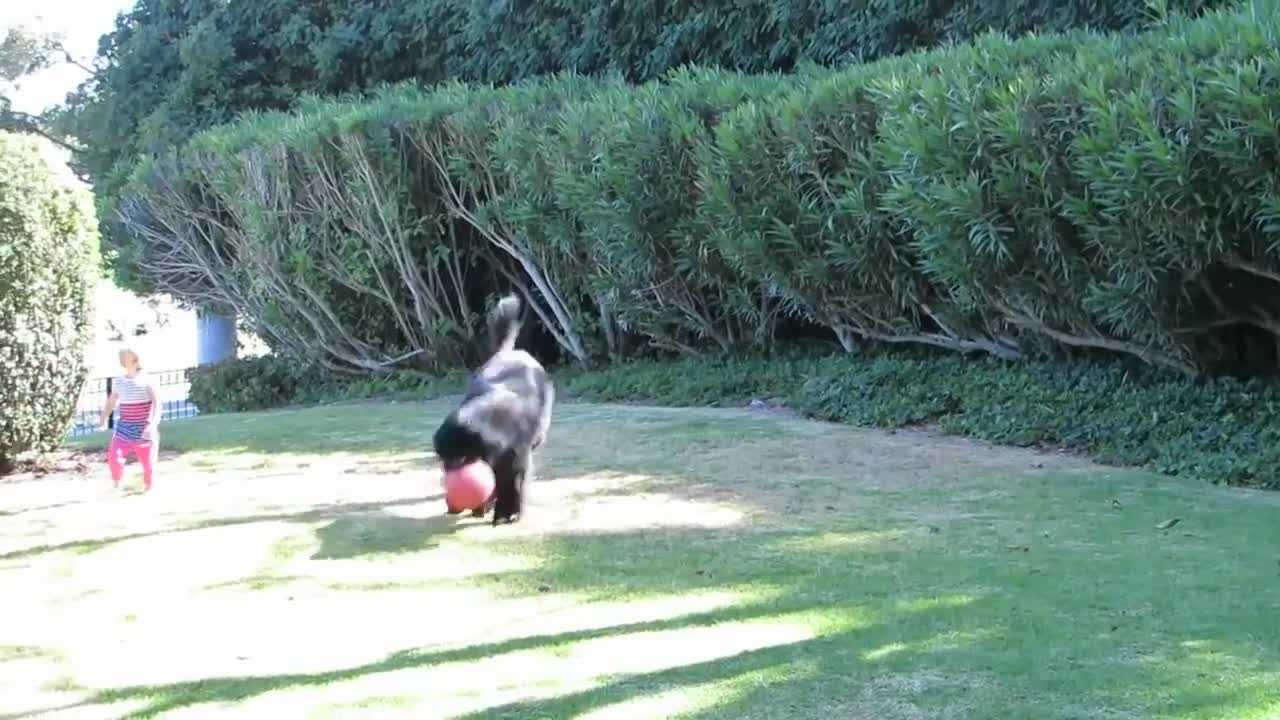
left=0, top=25, right=78, bottom=152
left=0, top=131, right=101, bottom=473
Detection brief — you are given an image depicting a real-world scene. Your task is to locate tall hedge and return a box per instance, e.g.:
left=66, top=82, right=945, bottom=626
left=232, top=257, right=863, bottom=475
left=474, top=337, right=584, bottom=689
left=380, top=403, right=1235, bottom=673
left=66, top=0, right=1228, bottom=290
left=0, top=133, right=100, bottom=472
left=116, top=0, right=1280, bottom=377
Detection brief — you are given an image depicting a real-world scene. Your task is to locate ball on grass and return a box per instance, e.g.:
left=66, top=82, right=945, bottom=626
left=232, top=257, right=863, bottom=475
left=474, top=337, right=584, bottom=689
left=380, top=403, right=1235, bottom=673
left=444, top=461, right=495, bottom=513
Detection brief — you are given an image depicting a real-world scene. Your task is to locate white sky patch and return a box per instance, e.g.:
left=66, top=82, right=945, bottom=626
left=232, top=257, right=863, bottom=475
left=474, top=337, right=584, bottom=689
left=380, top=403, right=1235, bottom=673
left=2, top=0, right=134, bottom=114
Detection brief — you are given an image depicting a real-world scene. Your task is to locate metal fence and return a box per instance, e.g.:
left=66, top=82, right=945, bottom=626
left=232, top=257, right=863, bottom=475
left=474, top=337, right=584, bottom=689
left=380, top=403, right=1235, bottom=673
left=67, top=368, right=200, bottom=438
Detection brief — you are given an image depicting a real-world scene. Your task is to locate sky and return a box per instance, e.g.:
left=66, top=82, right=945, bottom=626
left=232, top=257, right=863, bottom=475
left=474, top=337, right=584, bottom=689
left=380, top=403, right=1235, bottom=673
left=2, top=0, right=227, bottom=375
left=1, top=0, right=135, bottom=114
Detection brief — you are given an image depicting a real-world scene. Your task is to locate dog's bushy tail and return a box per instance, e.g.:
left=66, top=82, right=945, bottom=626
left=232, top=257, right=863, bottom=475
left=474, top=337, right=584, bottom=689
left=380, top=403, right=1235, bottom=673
left=489, top=294, right=523, bottom=353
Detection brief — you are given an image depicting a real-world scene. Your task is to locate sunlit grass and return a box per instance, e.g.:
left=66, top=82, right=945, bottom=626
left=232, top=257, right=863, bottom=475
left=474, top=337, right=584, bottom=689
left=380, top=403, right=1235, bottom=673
left=4, top=400, right=1279, bottom=719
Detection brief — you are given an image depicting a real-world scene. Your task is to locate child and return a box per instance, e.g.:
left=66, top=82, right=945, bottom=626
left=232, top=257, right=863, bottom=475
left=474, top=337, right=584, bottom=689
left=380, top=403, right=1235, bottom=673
left=100, top=347, right=161, bottom=491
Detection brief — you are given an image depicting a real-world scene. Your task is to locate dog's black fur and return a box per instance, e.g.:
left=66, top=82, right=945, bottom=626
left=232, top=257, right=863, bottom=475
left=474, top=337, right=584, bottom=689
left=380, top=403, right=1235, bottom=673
left=432, top=294, right=555, bottom=525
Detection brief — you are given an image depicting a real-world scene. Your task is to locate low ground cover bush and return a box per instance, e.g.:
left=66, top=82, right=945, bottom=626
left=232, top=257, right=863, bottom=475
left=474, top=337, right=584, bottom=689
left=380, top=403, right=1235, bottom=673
left=561, top=352, right=1280, bottom=489
left=187, top=356, right=330, bottom=414
left=188, top=355, right=469, bottom=413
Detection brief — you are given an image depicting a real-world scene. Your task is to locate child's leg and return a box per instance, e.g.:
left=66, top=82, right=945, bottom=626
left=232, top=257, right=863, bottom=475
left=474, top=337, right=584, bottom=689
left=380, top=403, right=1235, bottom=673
left=106, top=436, right=127, bottom=486
left=136, top=437, right=158, bottom=490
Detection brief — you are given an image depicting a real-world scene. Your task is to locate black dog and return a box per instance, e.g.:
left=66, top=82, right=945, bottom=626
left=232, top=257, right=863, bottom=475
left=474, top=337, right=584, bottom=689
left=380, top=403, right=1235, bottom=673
left=433, top=294, right=554, bottom=525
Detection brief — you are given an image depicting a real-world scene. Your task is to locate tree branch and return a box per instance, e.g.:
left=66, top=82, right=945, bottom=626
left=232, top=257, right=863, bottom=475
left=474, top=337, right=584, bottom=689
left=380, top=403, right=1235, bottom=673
left=993, top=299, right=1195, bottom=375
left=1222, top=252, right=1280, bottom=285
left=0, top=109, right=78, bottom=152
left=56, top=45, right=96, bottom=77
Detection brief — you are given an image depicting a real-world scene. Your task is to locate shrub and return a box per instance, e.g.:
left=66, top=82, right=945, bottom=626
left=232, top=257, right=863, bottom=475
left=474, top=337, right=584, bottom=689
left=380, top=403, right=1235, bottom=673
left=187, top=355, right=330, bottom=414
left=119, top=80, right=613, bottom=371
left=188, top=354, right=471, bottom=414
left=698, top=34, right=1087, bottom=357
left=117, top=0, right=1280, bottom=376
left=698, top=4, right=1280, bottom=373
left=876, top=7, right=1280, bottom=374
left=72, top=0, right=1228, bottom=266
left=545, top=68, right=795, bottom=355
left=294, top=368, right=470, bottom=405
left=560, top=352, right=1280, bottom=489
left=115, top=0, right=1280, bottom=489
left=0, top=133, right=100, bottom=473
left=119, top=91, right=493, bottom=374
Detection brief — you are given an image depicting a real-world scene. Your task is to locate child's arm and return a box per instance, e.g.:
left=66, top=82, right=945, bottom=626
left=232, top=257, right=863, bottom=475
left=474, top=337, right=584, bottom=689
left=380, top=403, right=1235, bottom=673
left=145, top=383, right=160, bottom=436
left=100, top=390, right=119, bottom=430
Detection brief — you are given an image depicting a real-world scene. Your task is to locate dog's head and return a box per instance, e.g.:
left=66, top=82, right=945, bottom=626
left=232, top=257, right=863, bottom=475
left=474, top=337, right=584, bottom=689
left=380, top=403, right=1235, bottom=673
left=432, top=414, right=489, bottom=471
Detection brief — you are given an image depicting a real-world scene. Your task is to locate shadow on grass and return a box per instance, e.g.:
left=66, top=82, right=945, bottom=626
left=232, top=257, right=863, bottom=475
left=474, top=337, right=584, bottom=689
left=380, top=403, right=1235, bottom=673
left=28, top=519, right=1280, bottom=720
left=21, top=402, right=1280, bottom=718
left=0, top=499, right=95, bottom=518
left=311, top=511, right=476, bottom=560
left=39, top=521, right=916, bottom=719
left=199, top=574, right=310, bottom=593
left=0, top=497, right=433, bottom=562
left=70, top=596, right=841, bottom=720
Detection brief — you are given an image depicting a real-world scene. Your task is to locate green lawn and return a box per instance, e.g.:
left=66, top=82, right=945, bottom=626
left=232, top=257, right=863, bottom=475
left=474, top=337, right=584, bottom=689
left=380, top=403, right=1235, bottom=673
left=2, top=399, right=1278, bottom=719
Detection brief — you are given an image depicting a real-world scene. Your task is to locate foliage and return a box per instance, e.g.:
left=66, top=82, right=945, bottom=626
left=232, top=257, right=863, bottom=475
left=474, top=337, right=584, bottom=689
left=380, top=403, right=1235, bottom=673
left=0, top=25, right=60, bottom=85
left=292, top=368, right=469, bottom=406
left=187, top=354, right=468, bottom=413
left=0, top=25, right=76, bottom=152
left=709, top=6, right=1280, bottom=374
left=187, top=355, right=329, bottom=414
left=0, top=132, right=100, bottom=472
left=117, top=80, right=612, bottom=370
left=873, top=10, right=1280, bottom=375
left=118, top=86, right=501, bottom=372
left=560, top=351, right=1280, bottom=489
left=543, top=69, right=797, bottom=356
left=61, top=0, right=1228, bottom=285
left=116, top=1, right=1280, bottom=378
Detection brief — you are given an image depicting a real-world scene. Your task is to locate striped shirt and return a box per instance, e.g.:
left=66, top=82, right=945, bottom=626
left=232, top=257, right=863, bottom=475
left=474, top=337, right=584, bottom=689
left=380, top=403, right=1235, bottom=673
left=113, top=374, right=156, bottom=442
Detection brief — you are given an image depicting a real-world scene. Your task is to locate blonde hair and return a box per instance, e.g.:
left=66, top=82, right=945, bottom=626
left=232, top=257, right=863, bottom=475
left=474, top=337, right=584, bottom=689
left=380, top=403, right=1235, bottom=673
left=117, top=346, right=143, bottom=371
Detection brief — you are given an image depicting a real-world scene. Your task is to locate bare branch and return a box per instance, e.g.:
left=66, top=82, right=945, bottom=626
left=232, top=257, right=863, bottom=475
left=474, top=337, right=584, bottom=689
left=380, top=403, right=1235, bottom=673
left=1223, top=253, right=1280, bottom=285
left=993, top=299, right=1196, bottom=375
left=0, top=109, right=78, bottom=152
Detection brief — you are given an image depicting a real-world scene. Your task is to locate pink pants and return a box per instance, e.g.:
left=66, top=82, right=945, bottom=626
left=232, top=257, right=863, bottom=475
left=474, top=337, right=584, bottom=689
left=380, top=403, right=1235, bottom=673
left=107, top=434, right=158, bottom=489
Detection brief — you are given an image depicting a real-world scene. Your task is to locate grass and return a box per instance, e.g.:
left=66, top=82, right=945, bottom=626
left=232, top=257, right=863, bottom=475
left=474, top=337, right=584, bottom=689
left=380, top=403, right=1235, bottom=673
left=2, top=399, right=1279, bottom=719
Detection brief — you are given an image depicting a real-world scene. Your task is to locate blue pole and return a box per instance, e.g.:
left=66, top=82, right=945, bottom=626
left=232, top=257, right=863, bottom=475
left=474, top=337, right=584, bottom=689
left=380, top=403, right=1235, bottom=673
left=196, top=309, right=238, bottom=366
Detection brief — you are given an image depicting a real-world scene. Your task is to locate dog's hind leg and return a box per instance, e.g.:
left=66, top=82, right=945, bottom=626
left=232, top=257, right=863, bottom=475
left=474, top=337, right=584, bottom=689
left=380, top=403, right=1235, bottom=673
left=491, top=450, right=530, bottom=526
left=512, top=452, right=532, bottom=520
left=490, top=452, right=518, bottom=525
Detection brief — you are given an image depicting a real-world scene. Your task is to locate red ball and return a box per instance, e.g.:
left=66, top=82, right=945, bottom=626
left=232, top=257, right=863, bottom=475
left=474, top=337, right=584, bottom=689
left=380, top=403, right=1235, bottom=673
left=444, top=461, right=495, bottom=512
